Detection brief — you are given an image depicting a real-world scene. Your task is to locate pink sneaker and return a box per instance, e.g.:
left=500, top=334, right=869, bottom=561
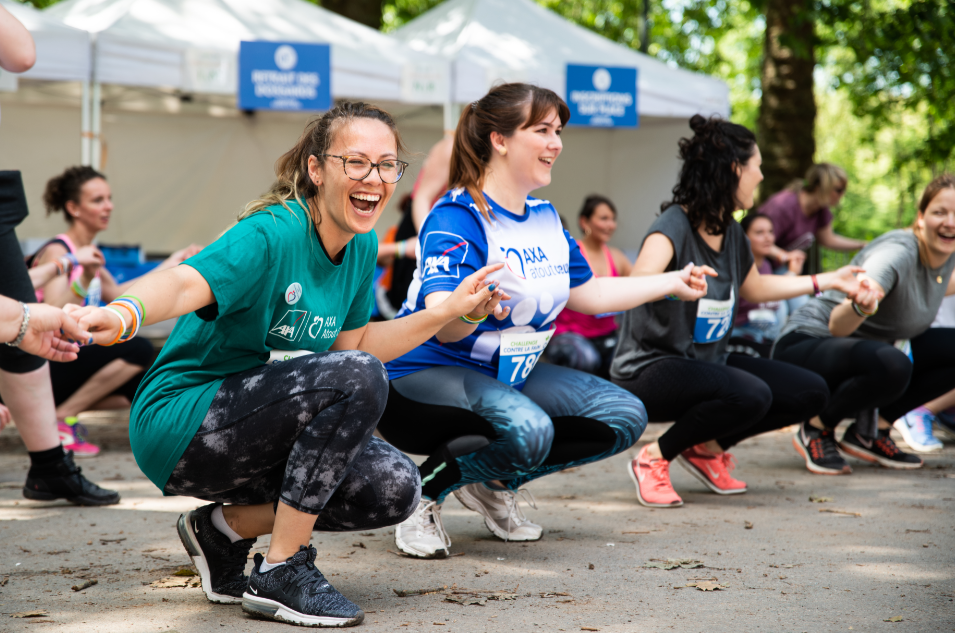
left=57, top=418, right=100, bottom=458
left=628, top=445, right=683, bottom=508
left=676, top=444, right=747, bottom=495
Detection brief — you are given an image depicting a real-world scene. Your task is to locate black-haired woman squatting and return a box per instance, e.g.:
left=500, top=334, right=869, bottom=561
left=377, top=84, right=712, bottom=559
left=70, top=103, right=506, bottom=628
left=611, top=115, right=865, bottom=508
left=773, top=174, right=955, bottom=474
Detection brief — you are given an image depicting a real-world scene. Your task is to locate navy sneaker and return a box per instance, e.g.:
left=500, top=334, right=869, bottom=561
left=22, top=450, right=120, bottom=506
left=792, top=422, right=851, bottom=475
left=243, top=545, right=363, bottom=627
left=177, top=503, right=256, bottom=604
left=936, top=407, right=955, bottom=439
left=839, top=423, right=923, bottom=470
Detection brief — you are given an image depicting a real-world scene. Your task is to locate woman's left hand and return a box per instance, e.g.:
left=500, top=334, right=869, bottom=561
left=822, top=265, right=866, bottom=296
left=671, top=263, right=717, bottom=301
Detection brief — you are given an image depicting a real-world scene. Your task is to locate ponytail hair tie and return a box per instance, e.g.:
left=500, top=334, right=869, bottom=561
left=471, top=101, right=479, bottom=111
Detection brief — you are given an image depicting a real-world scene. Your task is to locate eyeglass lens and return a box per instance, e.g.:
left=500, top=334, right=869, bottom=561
left=343, top=157, right=404, bottom=184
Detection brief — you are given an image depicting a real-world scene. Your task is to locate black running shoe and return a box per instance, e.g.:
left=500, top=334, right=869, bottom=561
left=178, top=503, right=256, bottom=604
left=792, top=422, right=851, bottom=475
left=22, top=450, right=120, bottom=505
left=839, top=423, right=923, bottom=470
left=243, top=545, right=364, bottom=627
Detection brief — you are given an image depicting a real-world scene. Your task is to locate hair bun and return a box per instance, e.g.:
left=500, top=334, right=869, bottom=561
left=689, top=114, right=708, bottom=133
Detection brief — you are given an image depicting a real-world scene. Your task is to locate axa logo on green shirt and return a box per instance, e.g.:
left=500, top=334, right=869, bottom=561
left=269, top=310, right=339, bottom=342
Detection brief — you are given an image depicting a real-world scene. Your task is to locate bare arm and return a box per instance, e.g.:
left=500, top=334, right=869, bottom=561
left=1, top=299, right=87, bottom=362
left=330, top=264, right=505, bottom=361
left=739, top=263, right=865, bottom=304
left=816, top=225, right=866, bottom=251
left=101, top=244, right=205, bottom=302
left=411, top=137, right=454, bottom=232
left=609, top=246, right=632, bottom=277
left=0, top=6, right=36, bottom=73
left=34, top=244, right=100, bottom=308
left=68, top=265, right=215, bottom=344
left=566, top=267, right=710, bottom=314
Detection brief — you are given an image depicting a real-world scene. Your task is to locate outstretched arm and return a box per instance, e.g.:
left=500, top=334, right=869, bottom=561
left=411, top=136, right=454, bottom=231
left=0, top=6, right=36, bottom=73
left=816, top=225, right=866, bottom=252
left=739, top=263, right=865, bottom=304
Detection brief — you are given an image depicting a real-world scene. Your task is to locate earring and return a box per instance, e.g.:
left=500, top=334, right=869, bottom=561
left=499, top=147, right=507, bottom=156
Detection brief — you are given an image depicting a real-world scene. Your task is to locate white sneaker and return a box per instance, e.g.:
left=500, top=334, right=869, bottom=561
left=453, top=484, right=542, bottom=542
left=394, top=499, right=450, bottom=559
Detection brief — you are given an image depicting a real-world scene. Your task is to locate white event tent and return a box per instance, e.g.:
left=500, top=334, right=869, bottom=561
left=1, top=0, right=448, bottom=251
left=0, top=0, right=90, bottom=84
left=393, top=0, right=731, bottom=249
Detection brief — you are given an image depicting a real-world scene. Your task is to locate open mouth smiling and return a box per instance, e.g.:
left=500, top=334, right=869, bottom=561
left=350, top=192, right=381, bottom=216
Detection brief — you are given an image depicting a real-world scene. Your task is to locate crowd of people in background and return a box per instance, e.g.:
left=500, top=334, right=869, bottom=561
left=3, top=5, right=954, bottom=629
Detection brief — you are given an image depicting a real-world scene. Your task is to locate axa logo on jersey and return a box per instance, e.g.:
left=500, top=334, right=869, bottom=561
left=500, top=245, right=565, bottom=280
left=421, top=231, right=469, bottom=279
left=269, top=310, right=339, bottom=343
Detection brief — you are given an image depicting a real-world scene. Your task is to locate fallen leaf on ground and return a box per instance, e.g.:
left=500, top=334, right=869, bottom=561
left=45, top=550, right=70, bottom=555
left=809, top=495, right=833, bottom=503
left=644, top=558, right=704, bottom=570
left=150, top=576, right=201, bottom=589
left=71, top=579, right=97, bottom=592
left=99, top=537, right=127, bottom=544
left=488, top=593, right=519, bottom=601
left=172, top=568, right=196, bottom=577
left=433, top=622, right=446, bottom=625
left=352, top=542, right=366, bottom=549
left=884, top=615, right=903, bottom=622
left=744, top=521, right=753, bottom=529
left=0, top=577, right=7, bottom=587
left=581, top=627, right=600, bottom=631
left=687, top=581, right=728, bottom=591
left=819, top=509, right=861, bottom=517
left=11, top=611, right=47, bottom=618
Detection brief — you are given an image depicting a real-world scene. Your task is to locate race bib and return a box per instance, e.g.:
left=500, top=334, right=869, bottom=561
left=496, top=329, right=554, bottom=389
left=693, top=288, right=734, bottom=344
left=894, top=339, right=913, bottom=362
left=267, top=349, right=314, bottom=365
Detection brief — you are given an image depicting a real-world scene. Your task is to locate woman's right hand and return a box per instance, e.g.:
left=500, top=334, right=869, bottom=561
left=848, top=278, right=882, bottom=313
left=65, top=304, right=122, bottom=346
left=787, top=250, right=806, bottom=274
left=438, top=263, right=511, bottom=322
left=75, top=245, right=105, bottom=271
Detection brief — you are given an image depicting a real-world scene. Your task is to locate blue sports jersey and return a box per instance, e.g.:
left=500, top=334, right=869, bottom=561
left=386, top=188, right=593, bottom=386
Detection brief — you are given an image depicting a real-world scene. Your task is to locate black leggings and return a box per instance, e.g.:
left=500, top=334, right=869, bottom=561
left=612, top=354, right=830, bottom=461
left=773, top=329, right=955, bottom=426
left=47, top=338, right=153, bottom=405
left=163, top=351, right=420, bottom=532
left=0, top=171, right=45, bottom=374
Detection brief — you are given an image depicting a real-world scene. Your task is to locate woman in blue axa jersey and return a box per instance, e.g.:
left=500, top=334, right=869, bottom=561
left=378, top=83, right=714, bottom=559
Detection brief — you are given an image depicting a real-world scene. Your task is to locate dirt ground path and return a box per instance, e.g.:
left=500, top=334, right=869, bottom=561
left=1, top=424, right=953, bottom=632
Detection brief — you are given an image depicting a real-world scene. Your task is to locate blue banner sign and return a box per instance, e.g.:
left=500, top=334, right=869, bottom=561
left=238, top=41, right=330, bottom=112
left=566, top=64, right=638, bottom=128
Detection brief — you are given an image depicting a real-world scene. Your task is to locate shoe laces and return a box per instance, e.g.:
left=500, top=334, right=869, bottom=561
left=416, top=500, right=450, bottom=547
left=499, top=488, right=537, bottom=542
left=646, top=457, right=676, bottom=493
left=875, top=432, right=901, bottom=456
left=809, top=427, right=840, bottom=460
left=719, top=452, right=738, bottom=473
left=283, top=547, right=327, bottom=593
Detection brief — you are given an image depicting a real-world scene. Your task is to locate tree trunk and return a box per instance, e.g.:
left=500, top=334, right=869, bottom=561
left=757, top=0, right=816, bottom=201
left=320, top=0, right=382, bottom=30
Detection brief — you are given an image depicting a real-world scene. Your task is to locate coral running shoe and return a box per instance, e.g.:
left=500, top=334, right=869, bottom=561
left=629, top=445, right=683, bottom=508
left=676, top=444, right=747, bottom=494
left=57, top=417, right=100, bottom=457
left=839, top=423, right=923, bottom=469
left=893, top=407, right=943, bottom=452
left=792, top=421, right=851, bottom=475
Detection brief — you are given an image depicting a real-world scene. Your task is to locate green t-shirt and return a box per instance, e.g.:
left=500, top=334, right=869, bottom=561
left=130, top=200, right=377, bottom=491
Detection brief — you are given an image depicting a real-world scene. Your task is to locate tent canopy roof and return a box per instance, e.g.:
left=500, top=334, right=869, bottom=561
left=1, top=0, right=90, bottom=82
left=393, top=0, right=729, bottom=119
left=47, top=0, right=447, bottom=103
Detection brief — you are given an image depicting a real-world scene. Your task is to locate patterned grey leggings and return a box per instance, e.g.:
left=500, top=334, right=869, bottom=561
left=164, top=351, right=420, bottom=531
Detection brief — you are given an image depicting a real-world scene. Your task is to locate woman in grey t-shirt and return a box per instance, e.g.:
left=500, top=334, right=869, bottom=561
left=611, top=115, right=864, bottom=509
left=773, top=174, right=955, bottom=473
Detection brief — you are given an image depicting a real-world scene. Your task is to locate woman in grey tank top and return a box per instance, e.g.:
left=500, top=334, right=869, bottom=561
left=773, top=174, right=955, bottom=474
left=611, top=115, right=866, bottom=509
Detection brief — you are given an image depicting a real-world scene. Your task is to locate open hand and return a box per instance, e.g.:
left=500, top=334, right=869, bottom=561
left=823, top=265, right=866, bottom=296
left=848, top=277, right=883, bottom=313
left=672, top=263, right=717, bottom=301
left=440, top=263, right=511, bottom=322
left=65, top=304, right=122, bottom=346
left=75, top=245, right=105, bottom=270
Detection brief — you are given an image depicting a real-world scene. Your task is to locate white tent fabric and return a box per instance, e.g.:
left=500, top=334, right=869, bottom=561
left=0, top=0, right=90, bottom=82
left=47, top=0, right=448, bottom=103
left=392, top=0, right=729, bottom=119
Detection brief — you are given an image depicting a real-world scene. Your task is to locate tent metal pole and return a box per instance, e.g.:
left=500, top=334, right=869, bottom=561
left=81, top=80, right=91, bottom=165
left=91, top=81, right=102, bottom=170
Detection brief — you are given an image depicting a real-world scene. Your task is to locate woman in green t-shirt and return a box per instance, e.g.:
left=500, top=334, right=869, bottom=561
left=69, top=102, right=506, bottom=628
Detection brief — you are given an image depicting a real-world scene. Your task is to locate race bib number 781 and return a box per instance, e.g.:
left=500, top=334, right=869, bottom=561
left=496, top=329, right=554, bottom=389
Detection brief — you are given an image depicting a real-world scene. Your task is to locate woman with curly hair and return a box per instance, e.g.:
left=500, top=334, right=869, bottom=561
left=611, top=115, right=865, bottom=508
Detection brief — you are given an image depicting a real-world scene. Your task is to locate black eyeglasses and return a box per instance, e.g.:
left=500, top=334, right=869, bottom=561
left=318, top=154, right=408, bottom=184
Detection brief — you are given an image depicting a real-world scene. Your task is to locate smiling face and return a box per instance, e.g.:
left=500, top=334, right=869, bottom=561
left=308, top=118, right=398, bottom=242
left=745, top=216, right=776, bottom=258
left=918, top=187, right=955, bottom=263
left=494, top=106, right=563, bottom=192
left=65, top=177, right=112, bottom=233
left=735, top=145, right=764, bottom=211
left=581, top=203, right=618, bottom=244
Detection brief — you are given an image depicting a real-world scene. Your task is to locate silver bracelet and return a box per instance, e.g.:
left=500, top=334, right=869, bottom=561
left=5, top=302, right=30, bottom=348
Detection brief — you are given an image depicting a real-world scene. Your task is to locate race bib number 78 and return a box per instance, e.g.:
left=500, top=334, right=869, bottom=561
left=496, top=329, right=554, bottom=389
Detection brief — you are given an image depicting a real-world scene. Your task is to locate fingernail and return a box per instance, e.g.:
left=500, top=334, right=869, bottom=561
left=88, top=336, right=93, bottom=345
left=488, top=284, right=496, bottom=292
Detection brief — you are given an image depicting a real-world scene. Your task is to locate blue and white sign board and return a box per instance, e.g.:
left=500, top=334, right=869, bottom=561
left=238, top=41, right=330, bottom=112
left=566, top=64, right=638, bottom=128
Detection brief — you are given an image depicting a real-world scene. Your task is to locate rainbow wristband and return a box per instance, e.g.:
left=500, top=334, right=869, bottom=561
left=665, top=294, right=680, bottom=301
left=118, top=294, right=146, bottom=324
left=110, top=298, right=142, bottom=342
left=459, top=313, right=488, bottom=325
